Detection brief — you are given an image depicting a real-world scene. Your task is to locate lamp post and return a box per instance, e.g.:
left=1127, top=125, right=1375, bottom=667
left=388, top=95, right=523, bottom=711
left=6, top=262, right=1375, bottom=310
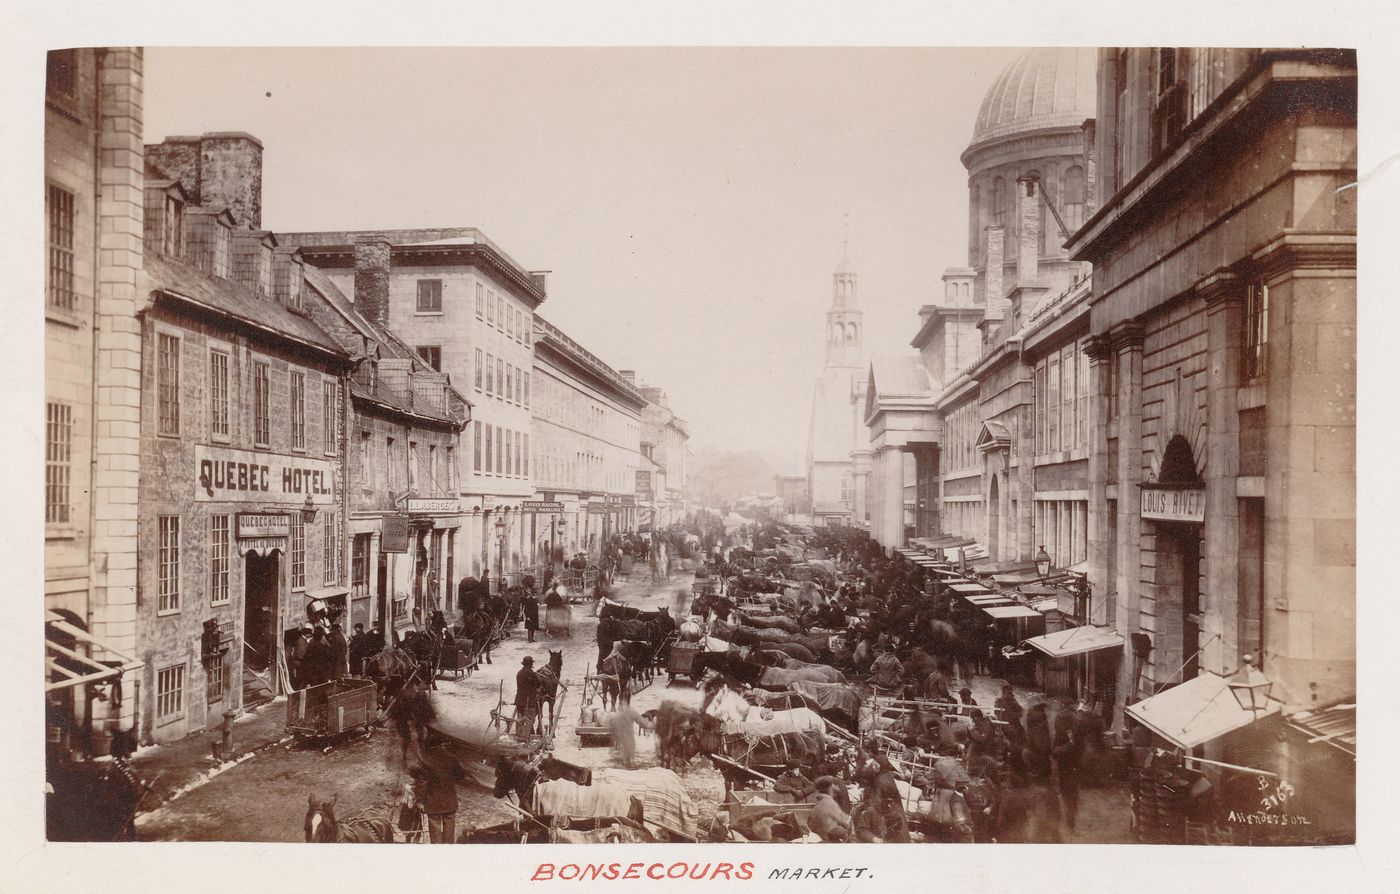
left=495, top=514, right=507, bottom=593
left=1227, top=654, right=1273, bottom=715
left=1034, top=545, right=1051, bottom=582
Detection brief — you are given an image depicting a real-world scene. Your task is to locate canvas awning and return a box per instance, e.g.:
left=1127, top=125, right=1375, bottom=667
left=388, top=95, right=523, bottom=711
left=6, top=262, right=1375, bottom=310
left=1126, top=672, right=1283, bottom=751
left=45, top=611, right=143, bottom=693
left=1286, top=702, right=1356, bottom=758
left=949, top=583, right=994, bottom=595
left=983, top=605, right=1042, bottom=620
left=966, top=594, right=1016, bottom=607
left=1025, top=625, right=1124, bottom=659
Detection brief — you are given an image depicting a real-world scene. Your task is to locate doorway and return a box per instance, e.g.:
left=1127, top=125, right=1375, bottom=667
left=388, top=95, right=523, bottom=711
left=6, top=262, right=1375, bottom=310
left=988, top=474, right=1001, bottom=560
left=375, top=550, right=388, bottom=633
left=243, top=551, right=281, bottom=674
left=1156, top=522, right=1203, bottom=683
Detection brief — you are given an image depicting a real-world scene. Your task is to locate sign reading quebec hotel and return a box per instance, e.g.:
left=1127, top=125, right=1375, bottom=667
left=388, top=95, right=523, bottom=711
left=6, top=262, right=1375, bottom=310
left=195, top=445, right=338, bottom=504
left=1140, top=484, right=1206, bottom=524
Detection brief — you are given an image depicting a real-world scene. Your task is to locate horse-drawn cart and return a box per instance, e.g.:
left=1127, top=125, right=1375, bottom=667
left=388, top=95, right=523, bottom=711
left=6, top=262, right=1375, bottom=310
left=286, top=677, right=378, bottom=745
left=667, top=640, right=705, bottom=685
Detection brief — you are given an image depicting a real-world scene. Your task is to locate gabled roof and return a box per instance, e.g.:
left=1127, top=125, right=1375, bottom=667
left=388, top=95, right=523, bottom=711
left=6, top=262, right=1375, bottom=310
left=976, top=420, right=1011, bottom=452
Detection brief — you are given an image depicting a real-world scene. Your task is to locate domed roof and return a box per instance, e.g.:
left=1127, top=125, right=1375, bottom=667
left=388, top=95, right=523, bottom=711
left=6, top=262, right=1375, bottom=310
left=967, top=47, right=1096, bottom=155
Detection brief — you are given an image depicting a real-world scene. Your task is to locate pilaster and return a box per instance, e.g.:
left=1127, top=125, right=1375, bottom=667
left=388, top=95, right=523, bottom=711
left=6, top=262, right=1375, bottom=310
left=1085, top=334, right=1114, bottom=627
left=1110, top=321, right=1146, bottom=705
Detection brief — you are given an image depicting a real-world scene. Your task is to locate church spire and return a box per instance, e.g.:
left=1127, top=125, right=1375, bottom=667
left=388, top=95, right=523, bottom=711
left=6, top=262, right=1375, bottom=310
left=826, top=229, right=862, bottom=368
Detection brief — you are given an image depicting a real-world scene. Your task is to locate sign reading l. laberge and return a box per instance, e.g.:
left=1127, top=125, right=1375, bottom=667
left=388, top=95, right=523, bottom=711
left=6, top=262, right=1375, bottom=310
left=195, top=445, right=337, bottom=504
left=1140, top=485, right=1206, bottom=523
left=406, top=498, right=459, bottom=513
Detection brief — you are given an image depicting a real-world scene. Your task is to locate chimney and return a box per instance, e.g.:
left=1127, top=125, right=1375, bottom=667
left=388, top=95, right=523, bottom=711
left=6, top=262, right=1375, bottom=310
left=354, top=237, right=392, bottom=328
left=529, top=270, right=550, bottom=295
left=1017, top=176, right=1041, bottom=284
left=983, top=225, right=1005, bottom=318
left=146, top=132, right=264, bottom=230
left=618, top=370, right=637, bottom=385
left=1081, top=118, right=1099, bottom=219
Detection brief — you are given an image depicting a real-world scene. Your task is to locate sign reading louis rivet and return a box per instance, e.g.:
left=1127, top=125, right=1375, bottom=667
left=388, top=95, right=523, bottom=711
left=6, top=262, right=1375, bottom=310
left=1140, top=485, right=1206, bottom=523
left=195, top=445, right=337, bottom=504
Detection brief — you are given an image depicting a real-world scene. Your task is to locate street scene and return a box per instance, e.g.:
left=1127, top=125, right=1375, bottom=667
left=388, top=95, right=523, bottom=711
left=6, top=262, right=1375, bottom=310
left=42, top=46, right=1356, bottom=847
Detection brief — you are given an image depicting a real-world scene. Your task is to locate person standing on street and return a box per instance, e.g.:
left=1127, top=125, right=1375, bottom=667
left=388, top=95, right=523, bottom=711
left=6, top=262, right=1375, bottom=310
left=347, top=623, right=370, bottom=675
left=413, top=739, right=467, bottom=844
left=523, top=591, right=540, bottom=643
left=329, top=622, right=349, bottom=679
left=515, top=657, right=540, bottom=736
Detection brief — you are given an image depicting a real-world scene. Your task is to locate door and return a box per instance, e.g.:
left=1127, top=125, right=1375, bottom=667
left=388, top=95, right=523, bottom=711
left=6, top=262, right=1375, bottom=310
left=243, top=551, right=280, bottom=674
left=1180, top=527, right=1202, bottom=680
left=375, top=550, right=388, bottom=633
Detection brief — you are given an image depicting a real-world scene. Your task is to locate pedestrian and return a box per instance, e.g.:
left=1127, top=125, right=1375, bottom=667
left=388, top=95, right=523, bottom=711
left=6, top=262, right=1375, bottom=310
left=515, top=656, right=540, bottom=737
left=1053, top=717, right=1083, bottom=832
left=302, top=626, right=334, bottom=689
left=870, top=646, right=904, bottom=693
left=523, top=591, right=540, bottom=643
left=329, top=622, right=349, bottom=679
left=347, top=623, right=369, bottom=675
left=413, top=739, right=467, bottom=844
left=959, top=686, right=977, bottom=707
left=291, top=623, right=314, bottom=689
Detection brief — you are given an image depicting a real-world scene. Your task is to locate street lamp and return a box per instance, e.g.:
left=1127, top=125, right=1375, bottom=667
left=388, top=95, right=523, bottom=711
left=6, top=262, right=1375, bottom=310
left=1034, top=545, right=1051, bottom=581
left=1227, top=654, right=1273, bottom=715
left=495, top=515, right=508, bottom=589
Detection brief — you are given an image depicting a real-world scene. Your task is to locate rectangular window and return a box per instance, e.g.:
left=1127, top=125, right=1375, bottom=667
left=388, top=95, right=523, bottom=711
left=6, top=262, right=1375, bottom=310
left=164, top=196, right=184, bottom=257
left=515, top=434, right=522, bottom=479
left=1244, top=281, right=1269, bottom=380
left=1188, top=48, right=1213, bottom=121
left=523, top=372, right=530, bottom=409
left=496, top=296, right=505, bottom=329
left=253, top=361, right=270, bottom=447
left=210, top=514, right=230, bottom=604
left=484, top=425, right=494, bottom=475
left=496, top=425, right=504, bottom=476
left=485, top=353, right=494, bottom=395
left=209, top=350, right=230, bottom=439
left=417, top=346, right=441, bottom=371
left=428, top=445, right=438, bottom=491
left=158, top=515, right=181, bottom=612
left=47, top=49, right=77, bottom=98
left=324, top=512, right=337, bottom=585
left=45, top=402, right=72, bottom=524
left=475, top=349, right=483, bottom=390
left=387, top=437, right=397, bottom=491
left=290, top=371, right=306, bottom=451
left=496, top=359, right=504, bottom=400
left=1077, top=342, right=1090, bottom=448
left=156, top=664, right=185, bottom=721
left=47, top=185, right=76, bottom=311
left=1047, top=354, right=1060, bottom=452
left=474, top=423, right=482, bottom=472
left=486, top=290, right=496, bottom=324
left=323, top=379, right=338, bottom=455
left=352, top=534, right=370, bottom=598
left=476, top=283, right=485, bottom=318
left=516, top=371, right=523, bottom=405
left=206, top=656, right=226, bottom=702
left=506, top=364, right=515, bottom=404
left=446, top=446, right=456, bottom=491
left=522, top=434, right=529, bottom=478
left=506, top=306, right=515, bottom=339
left=158, top=333, right=181, bottom=436
left=409, top=442, right=419, bottom=492
left=214, top=225, right=232, bottom=279
left=291, top=516, right=306, bottom=590
left=417, top=279, right=443, bottom=313
left=1106, top=351, right=1119, bottom=422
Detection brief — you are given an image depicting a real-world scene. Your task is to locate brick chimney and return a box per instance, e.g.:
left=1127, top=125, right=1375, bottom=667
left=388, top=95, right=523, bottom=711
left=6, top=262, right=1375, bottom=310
left=983, top=225, right=1005, bottom=317
left=354, top=237, right=392, bottom=328
left=1016, top=176, right=1041, bottom=284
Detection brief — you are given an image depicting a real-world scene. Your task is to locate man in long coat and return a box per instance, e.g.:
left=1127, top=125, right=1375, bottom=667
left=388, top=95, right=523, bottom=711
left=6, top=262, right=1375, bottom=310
left=522, top=591, right=540, bottom=643
left=515, top=656, right=540, bottom=736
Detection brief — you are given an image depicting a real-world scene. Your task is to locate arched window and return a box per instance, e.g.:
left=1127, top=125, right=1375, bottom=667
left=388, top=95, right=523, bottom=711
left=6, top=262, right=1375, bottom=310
left=1159, top=434, right=1200, bottom=484
left=846, top=323, right=858, bottom=346
left=960, top=282, right=970, bottom=297
left=992, top=177, right=1007, bottom=232
left=1063, top=165, right=1086, bottom=235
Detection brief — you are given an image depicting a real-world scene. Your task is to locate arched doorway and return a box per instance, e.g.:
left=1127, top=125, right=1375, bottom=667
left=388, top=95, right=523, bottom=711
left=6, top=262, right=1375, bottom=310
left=1152, top=434, right=1205, bottom=684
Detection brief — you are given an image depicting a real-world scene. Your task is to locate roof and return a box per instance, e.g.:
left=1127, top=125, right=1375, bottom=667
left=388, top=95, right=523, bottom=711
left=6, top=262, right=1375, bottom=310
left=1127, top=672, right=1284, bottom=751
left=1287, top=702, right=1356, bottom=758
left=869, top=354, right=933, bottom=399
left=984, top=605, right=1042, bottom=619
left=1025, top=625, right=1125, bottom=659
left=966, top=47, right=1097, bottom=157
left=144, top=254, right=344, bottom=359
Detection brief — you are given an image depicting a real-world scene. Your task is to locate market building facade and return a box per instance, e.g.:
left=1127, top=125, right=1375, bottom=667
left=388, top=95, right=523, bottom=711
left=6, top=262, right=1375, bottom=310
left=530, top=317, right=645, bottom=564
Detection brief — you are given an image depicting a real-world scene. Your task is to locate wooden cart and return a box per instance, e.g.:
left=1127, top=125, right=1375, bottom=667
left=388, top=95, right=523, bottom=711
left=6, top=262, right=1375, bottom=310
left=667, top=641, right=705, bottom=685
left=286, top=677, right=378, bottom=745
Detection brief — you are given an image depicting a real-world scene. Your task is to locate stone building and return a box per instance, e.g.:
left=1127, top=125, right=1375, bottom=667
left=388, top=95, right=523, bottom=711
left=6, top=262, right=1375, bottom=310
left=299, top=265, right=470, bottom=644
left=865, top=46, right=1098, bottom=566
left=137, top=132, right=355, bottom=741
left=806, top=255, right=870, bottom=526
left=531, top=318, right=645, bottom=562
left=1068, top=48, right=1355, bottom=836
left=626, top=375, right=690, bottom=530
left=284, top=229, right=548, bottom=591
left=43, top=47, right=146, bottom=756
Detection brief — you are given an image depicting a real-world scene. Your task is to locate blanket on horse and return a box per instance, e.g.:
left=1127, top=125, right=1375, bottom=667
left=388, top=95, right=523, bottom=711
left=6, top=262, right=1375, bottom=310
left=722, top=706, right=827, bottom=738
left=760, top=665, right=846, bottom=687
left=593, top=768, right=698, bottom=838
left=787, top=680, right=862, bottom=719
left=532, top=779, right=635, bottom=820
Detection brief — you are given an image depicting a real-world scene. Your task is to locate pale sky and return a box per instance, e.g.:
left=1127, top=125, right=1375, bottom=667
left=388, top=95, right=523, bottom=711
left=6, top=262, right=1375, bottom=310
left=143, top=47, right=1023, bottom=472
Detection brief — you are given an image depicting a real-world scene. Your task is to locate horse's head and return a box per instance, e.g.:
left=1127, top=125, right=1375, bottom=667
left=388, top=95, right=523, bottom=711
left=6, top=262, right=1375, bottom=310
left=547, top=650, right=563, bottom=673
left=305, top=793, right=338, bottom=842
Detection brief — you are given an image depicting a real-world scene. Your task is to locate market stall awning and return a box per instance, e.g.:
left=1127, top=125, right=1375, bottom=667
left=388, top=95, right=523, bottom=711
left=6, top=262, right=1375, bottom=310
left=1286, top=702, right=1356, bottom=758
left=1126, top=672, right=1283, bottom=751
left=984, top=605, right=1042, bottom=620
left=45, top=611, right=144, bottom=693
left=1025, top=625, right=1124, bottom=658
left=949, top=583, right=994, bottom=595
left=966, top=594, right=1015, bottom=606
left=991, top=570, right=1045, bottom=586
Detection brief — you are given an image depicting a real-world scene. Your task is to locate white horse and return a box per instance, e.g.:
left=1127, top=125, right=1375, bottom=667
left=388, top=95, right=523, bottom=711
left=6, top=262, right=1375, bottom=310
left=703, top=683, right=827, bottom=736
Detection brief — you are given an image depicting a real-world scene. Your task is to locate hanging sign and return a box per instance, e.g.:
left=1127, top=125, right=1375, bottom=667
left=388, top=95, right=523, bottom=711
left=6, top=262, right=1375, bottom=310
left=635, top=471, right=653, bottom=500
left=522, top=501, right=565, bottom=513
left=236, top=512, right=290, bottom=539
left=1140, top=485, right=1206, bottom=523
left=195, top=445, right=337, bottom=504
left=382, top=514, right=411, bottom=554
left=406, top=498, right=459, bottom=514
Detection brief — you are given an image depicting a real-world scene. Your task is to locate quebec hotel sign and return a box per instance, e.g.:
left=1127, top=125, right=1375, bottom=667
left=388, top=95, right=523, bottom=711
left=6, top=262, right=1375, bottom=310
left=1140, top=483, right=1206, bottom=524
left=195, top=445, right=338, bottom=504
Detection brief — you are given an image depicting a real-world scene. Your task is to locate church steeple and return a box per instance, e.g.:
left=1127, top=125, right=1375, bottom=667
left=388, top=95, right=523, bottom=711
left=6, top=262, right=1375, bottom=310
left=825, top=236, right=863, bottom=368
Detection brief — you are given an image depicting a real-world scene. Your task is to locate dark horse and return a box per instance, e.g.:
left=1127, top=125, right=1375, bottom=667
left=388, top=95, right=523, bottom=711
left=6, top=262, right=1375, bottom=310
left=363, top=647, right=421, bottom=706
left=534, top=650, right=566, bottom=735
left=598, top=652, right=632, bottom=710
left=305, top=793, right=394, bottom=843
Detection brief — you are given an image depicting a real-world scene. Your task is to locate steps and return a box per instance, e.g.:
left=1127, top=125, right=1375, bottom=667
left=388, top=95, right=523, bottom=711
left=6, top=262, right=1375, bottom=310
left=242, top=668, right=274, bottom=708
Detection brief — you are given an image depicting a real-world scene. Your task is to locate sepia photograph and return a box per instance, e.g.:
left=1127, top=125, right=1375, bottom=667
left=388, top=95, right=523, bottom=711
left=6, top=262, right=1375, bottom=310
left=33, top=32, right=1365, bottom=866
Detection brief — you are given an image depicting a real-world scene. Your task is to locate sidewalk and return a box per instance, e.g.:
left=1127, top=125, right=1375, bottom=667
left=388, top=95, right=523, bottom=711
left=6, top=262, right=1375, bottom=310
left=129, top=697, right=290, bottom=812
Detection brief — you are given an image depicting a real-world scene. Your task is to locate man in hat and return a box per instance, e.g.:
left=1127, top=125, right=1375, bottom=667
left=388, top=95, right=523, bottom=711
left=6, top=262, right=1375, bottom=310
left=291, top=622, right=314, bottom=689
left=515, top=657, right=540, bottom=737
left=959, top=687, right=978, bottom=707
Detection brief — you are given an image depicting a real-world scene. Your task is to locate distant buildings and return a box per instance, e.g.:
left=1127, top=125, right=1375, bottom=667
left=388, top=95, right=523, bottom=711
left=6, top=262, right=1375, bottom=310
left=626, top=374, right=690, bottom=531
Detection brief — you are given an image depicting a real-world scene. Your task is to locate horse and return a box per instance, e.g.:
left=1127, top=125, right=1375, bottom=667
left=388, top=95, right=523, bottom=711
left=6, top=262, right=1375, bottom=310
left=457, top=610, right=496, bottom=666
left=534, top=650, right=566, bottom=735
left=616, top=640, right=654, bottom=685
left=598, top=652, right=632, bottom=710
left=363, top=647, right=420, bottom=705
left=304, top=793, right=395, bottom=843
left=493, top=756, right=542, bottom=805
left=398, top=630, right=440, bottom=690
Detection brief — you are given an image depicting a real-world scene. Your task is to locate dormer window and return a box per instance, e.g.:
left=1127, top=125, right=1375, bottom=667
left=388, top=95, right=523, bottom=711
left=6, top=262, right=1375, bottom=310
left=163, top=195, right=185, bottom=257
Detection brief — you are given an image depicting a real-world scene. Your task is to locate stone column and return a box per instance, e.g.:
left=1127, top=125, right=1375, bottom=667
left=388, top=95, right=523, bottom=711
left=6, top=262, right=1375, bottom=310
left=882, top=447, right=906, bottom=551
left=1198, top=270, right=1244, bottom=676
left=1085, top=335, right=1114, bottom=627
left=1111, top=322, right=1146, bottom=705
left=1014, top=374, right=1036, bottom=559
left=90, top=48, right=145, bottom=742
